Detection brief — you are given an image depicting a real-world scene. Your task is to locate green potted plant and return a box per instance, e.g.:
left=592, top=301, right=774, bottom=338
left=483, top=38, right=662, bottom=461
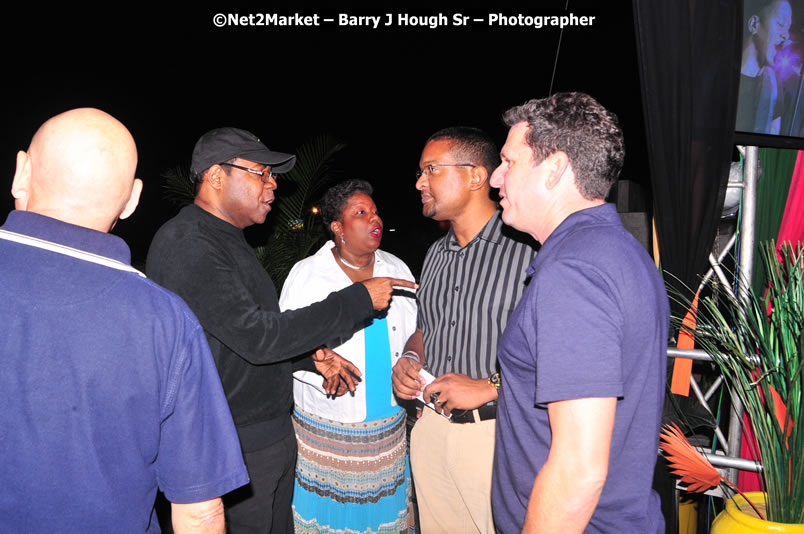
left=664, top=241, right=803, bottom=530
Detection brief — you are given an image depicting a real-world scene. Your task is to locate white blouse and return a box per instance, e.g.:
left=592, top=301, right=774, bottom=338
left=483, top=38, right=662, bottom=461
left=279, top=241, right=418, bottom=422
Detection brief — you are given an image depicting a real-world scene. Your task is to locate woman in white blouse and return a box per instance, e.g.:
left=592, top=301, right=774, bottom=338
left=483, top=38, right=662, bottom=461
left=279, top=179, right=417, bottom=534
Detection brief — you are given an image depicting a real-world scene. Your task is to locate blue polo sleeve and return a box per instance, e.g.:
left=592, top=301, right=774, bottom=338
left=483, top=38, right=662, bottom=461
left=532, top=258, right=625, bottom=406
left=155, top=312, right=249, bottom=503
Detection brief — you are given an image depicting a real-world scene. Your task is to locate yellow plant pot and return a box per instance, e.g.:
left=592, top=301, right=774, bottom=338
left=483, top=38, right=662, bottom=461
left=679, top=498, right=697, bottom=534
left=711, top=492, right=804, bottom=533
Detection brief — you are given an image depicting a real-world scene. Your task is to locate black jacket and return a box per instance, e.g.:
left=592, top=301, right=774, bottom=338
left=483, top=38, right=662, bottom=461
left=146, top=204, right=373, bottom=452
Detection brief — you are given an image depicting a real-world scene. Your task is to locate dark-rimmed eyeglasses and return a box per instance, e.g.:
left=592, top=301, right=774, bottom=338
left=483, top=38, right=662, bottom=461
left=415, top=163, right=475, bottom=179
left=220, top=162, right=276, bottom=183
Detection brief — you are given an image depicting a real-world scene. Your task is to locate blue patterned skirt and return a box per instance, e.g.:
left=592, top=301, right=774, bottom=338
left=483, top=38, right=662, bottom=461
left=291, top=406, right=412, bottom=534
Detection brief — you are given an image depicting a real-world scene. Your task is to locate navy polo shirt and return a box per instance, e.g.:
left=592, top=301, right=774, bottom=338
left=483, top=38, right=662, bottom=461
left=0, top=211, right=248, bottom=533
left=492, top=204, right=669, bottom=533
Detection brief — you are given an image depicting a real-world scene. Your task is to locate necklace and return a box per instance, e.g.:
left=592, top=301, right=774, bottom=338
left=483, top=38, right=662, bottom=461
left=335, top=248, right=375, bottom=270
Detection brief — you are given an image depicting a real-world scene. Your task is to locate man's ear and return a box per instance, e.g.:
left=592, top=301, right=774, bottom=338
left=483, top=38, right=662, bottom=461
left=11, top=150, right=32, bottom=211
left=748, top=14, right=760, bottom=35
left=468, top=165, right=489, bottom=191
left=119, top=178, right=143, bottom=220
left=205, top=165, right=225, bottom=190
left=544, top=152, right=570, bottom=190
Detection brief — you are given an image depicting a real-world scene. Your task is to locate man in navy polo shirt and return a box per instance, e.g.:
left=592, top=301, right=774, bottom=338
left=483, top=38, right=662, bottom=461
left=0, top=108, right=249, bottom=533
left=489, top=92, right=669, bottom=533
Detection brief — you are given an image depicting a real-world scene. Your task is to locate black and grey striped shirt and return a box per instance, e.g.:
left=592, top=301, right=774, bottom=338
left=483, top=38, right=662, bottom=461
left=418, top=211, right=536, bottom=379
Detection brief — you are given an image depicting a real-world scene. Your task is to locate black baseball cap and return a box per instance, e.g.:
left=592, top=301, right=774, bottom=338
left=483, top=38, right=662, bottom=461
left=190, top=127, right=296, bottom=180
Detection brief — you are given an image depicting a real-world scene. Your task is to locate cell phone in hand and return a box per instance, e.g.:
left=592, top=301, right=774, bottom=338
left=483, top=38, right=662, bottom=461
left=416, top=368, right=450, bottom=419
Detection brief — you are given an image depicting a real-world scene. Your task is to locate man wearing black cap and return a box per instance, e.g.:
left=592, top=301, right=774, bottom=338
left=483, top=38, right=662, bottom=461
left=146, top=127, right=416, bottom=533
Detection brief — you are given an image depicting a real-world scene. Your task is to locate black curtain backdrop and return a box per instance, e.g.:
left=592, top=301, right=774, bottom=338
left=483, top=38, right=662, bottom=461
left=633, top=3, right=741, bottom=531
left=633, top=0, right=742, bottom=317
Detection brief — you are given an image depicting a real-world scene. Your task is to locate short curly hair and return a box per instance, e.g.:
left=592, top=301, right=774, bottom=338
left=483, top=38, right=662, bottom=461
left=320, top=179, right=374, bottom=237
left=503, top=92, right=624, bottom=200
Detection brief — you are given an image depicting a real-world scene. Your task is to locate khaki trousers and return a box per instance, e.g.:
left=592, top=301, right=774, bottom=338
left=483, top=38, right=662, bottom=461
left=410, top=408, right=496, bottom=533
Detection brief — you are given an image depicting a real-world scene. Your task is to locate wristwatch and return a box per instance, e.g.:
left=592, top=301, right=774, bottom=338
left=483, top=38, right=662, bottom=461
left=488, top=372, right=501, bottom=391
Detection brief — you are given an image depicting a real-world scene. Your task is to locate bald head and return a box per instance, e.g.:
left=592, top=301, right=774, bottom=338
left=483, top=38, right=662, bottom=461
left=11, top=108, right=142, bottom=232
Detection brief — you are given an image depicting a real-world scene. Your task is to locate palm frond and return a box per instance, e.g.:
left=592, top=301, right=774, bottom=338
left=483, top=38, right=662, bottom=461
left=160, top=165, right=195, bottom=207
left=257, top=134, right=347, bottom=289
left=269, top=134, right=346, bottom=228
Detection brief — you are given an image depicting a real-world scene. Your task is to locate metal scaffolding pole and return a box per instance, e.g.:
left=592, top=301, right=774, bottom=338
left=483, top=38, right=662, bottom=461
left=724, top=145, right=759, bottom=482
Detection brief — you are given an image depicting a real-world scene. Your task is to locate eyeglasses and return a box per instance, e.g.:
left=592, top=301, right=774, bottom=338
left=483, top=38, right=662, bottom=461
left=220, top=162, right=276, bottom=183
left=415, top=163, right=475, bottom=179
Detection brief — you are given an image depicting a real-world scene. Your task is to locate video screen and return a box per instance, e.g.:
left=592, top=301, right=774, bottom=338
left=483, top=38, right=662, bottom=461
left=736, top=0, right=804, bottom=148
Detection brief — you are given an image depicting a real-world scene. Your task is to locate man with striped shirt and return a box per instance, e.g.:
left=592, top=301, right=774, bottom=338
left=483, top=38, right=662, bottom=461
left=392, top=127, right=536, bottom=533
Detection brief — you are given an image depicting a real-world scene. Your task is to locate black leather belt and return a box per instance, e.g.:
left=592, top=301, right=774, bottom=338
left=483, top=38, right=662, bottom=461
left=450, top=402, right=497, bottom=424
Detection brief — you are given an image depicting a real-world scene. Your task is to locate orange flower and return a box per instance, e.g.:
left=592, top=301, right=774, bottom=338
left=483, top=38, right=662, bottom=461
left=660, top=423, right=721, bottom=492
left=659, top=423, right=765, bottom=520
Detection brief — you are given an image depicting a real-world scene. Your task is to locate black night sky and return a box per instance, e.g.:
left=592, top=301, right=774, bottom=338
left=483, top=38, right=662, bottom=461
left=1, top=1, right=647, bottom=274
